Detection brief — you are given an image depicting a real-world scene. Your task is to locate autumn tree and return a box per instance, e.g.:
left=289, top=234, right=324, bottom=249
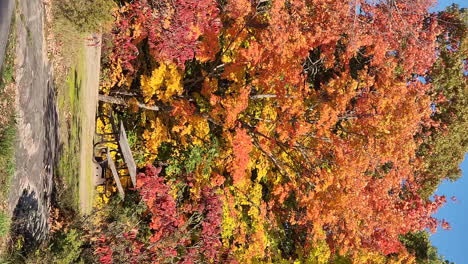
left=416, top=5, right=468, bottom=197
left=95, top=0, right=458, bottom=262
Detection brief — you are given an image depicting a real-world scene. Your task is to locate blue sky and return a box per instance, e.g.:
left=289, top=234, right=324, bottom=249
left=431, top=155, right=468, bottom=263
left=427, top=1, right=467, bottom=263
left=430, top=0, right=467, bottom=11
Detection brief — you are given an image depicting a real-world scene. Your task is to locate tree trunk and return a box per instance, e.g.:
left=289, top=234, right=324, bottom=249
left=98, top=94, right=160, bottom=111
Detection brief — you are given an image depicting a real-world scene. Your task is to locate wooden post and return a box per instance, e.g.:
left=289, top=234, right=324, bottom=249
left=98, top=94, right=160, bottom=111
left=118, top=121, right=137, bottom=187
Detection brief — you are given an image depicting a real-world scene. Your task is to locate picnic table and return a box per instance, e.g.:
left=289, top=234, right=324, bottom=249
left=93, top=113, right=137, bottom=199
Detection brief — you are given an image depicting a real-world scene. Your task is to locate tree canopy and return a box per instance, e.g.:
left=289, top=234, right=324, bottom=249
left=89, top=1, right=467, bottom=263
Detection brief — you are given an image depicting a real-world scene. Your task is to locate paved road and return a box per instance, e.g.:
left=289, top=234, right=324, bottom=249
left=0, top=0, right=14, bottom=71
left=8, top=0, right=58, bottom=252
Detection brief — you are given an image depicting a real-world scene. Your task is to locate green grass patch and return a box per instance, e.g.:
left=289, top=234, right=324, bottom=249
left=0, top=14, right=16, bottom=93
left=0, top=3, right=17, bottom=204
left=0, top=212, right=11, bottom=239
left=0, top=124, right=16, bottom=200
left=0, top=6, right=17, bottom=256
left=55, top=54, right=85, bottom=213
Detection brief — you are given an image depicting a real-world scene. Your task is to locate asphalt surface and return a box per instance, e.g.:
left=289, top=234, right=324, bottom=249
left=8, top=0, right=58, bottom=250
left=0, top=0, right=14, bottom=71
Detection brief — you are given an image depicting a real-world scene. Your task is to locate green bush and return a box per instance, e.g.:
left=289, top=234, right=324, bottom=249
left=11, top=228, right=86, bottom=264
left=51, top=228, right=84, bottom=264
left=54, top=0, right=116, bottom=34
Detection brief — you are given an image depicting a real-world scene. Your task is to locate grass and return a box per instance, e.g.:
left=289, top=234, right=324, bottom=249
left=0, top=125, right=16, bottom=200
left=55, top=56, right=84, bottom=213
left=52, top=0, right=105, bottom=215
left=50, top=0, right=97, bottom=214
left=0, top=213, right=10, bottom=238
left=0, top=4, right=17, bottom=257
left=0, top=2, right=17, bottom=209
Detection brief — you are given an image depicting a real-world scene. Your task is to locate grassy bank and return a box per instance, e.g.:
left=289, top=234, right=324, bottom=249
left=52, top=0, right=114, bottom=215
left=0, top=4, right=17, bottom=238
left=55, top=57, right=84, bottom=213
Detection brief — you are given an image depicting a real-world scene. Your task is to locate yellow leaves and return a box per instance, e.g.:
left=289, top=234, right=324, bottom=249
left=304, top=236, right=331, bottom=264
left=191, top=117, right=210, bottom=143
left=100, top=59, right=126, bottom=94
left=221, top=182, right=268, bottom=263
left=257, top=101, right=278, bottom=135
left=133, top=22, right=143, bottom=39
left=94, top=194, right=110, bottom=209
left=94, top=186, right=111, bottom=209
left=350, top=79, right=359, bottom=92
left=249, top=150, right=270, bottom=182
left=352, top=249, right=387, bottom=264
left=96, top=114, right=119, bottom=159
left=248, top=183, right=263, bottom=219
left=170, top=99, right=211, bottom=147
left=221, top=53, right=232, bottom=63
left=140, top=63, right=183, bottom=104
left=141, top=64, right=166, bottom=102
left=143, top=117, right=172, bottom=162
left=221, top=191, right=238, bottom=245
left=172, top=115, right=210, bottom=146
left=386, top=251, right=416, bottom=264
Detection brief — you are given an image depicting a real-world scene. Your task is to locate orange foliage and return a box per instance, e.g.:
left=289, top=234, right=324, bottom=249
left=98, top=0, right=453, bottom=262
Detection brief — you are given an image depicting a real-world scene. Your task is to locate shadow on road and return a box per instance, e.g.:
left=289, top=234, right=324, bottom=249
left=10, top=78, right=59, bottom=253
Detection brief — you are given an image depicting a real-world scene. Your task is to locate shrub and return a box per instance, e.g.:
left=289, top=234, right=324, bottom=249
left=50, top=228, right=84, bottom=264
left=53, top=0, right=116, bottom=34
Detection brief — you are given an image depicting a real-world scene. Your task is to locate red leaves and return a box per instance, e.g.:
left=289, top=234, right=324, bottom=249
left=119, top=0, right=221, bottom=69
left=198, top=187, right=224, bottom=261
left=95, top=165, right=226, bottom=263
left=440, top=219, right=451, bottom=230
left=137, top=165, right=181, bottom=243
left=94, top=235, right=114, bottom=264
left=109, top=0, right=221, bottom=82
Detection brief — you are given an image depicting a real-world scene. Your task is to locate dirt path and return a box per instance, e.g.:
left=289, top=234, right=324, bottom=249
left=8, top=0, right=58, bottom=251
left=79, top=35, right=102, bottom=214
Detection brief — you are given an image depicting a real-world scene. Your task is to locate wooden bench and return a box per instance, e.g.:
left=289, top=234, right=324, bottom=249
left=93, top=113, right=137, bottom=199
left=92, top=147, right=125, bottom=199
